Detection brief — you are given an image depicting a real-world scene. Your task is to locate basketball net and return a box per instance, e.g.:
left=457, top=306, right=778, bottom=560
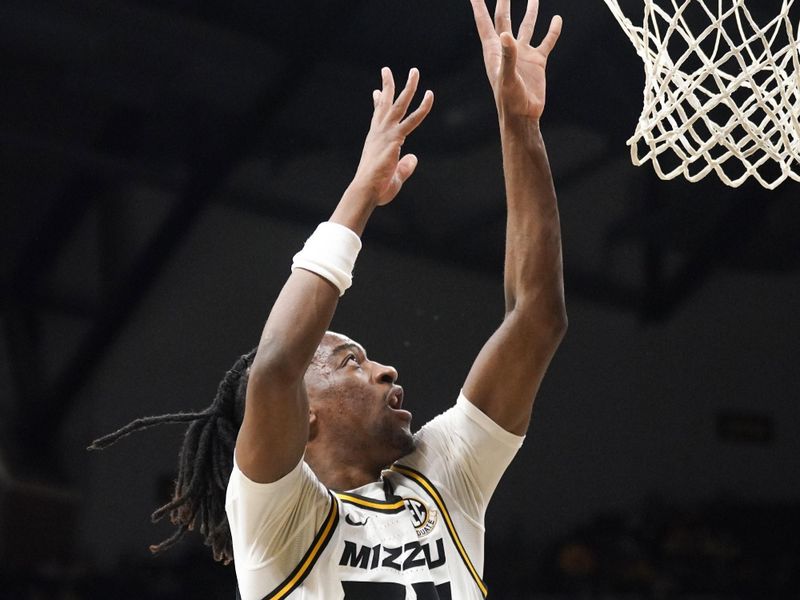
left=603, top=0, right=800, bottom=188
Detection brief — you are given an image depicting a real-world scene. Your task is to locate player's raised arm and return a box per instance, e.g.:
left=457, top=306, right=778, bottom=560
left=237, top=68, right=433, bottom=484
left=463, top=0, right=566, bottom=435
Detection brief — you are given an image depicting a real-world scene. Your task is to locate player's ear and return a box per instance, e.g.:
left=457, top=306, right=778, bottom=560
left=308, top=408, right=319, bottom=442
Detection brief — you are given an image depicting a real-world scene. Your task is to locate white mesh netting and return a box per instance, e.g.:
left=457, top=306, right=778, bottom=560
left=603, top=0, right=800, bottom=188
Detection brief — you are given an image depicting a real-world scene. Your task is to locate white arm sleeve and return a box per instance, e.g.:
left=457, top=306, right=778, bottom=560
left=225, top=457, right=330, bottom=600
left=400, top=391, right=525, bottom=522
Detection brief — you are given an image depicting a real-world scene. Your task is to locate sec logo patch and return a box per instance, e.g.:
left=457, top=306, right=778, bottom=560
left=404, top=497, right=438, bottom=538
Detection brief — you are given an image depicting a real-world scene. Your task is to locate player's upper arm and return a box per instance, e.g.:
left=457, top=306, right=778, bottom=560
left=235, top=359, right=310, bottom=484
left=463, top=308, right=566, bottom=436
left=234, top=270, right=339, bottom=484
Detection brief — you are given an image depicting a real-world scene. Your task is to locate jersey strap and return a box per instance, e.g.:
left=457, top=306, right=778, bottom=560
left=334, top=491, right=406, bottom=513
left=390, top=464, right=488, bottom=598
left=261, top=490, right=340, bottom=600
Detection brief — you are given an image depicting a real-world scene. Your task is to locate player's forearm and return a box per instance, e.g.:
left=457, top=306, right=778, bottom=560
left=499, top=116, right=566, bottom=333
left=252, top=187, right=376, bottom=383
left=252, top=274, right=338, bottom=383
left=330, top=182, right=380, bottom=236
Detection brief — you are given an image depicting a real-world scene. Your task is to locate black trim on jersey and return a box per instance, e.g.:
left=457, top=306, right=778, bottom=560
left=261, top=491, right=339, bottom=600
left=383, top=475, right=400, bottom=501
left=334, top=491, right=406, bottom=514
left=390, top=464, right=488, bottom=598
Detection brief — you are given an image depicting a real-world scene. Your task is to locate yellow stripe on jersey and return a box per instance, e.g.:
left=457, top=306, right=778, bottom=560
left=264, top=491, right=339, bottom=600
left=335, top=493, right=406, bottom=512
left=390, top=464, right=489, bottom=598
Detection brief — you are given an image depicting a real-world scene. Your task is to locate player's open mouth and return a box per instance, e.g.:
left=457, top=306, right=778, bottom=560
left=387, top=386, right=412, bottom=420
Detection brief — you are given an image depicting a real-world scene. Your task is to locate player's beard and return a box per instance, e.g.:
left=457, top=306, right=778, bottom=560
left=377, top=415, right=415, bottom=466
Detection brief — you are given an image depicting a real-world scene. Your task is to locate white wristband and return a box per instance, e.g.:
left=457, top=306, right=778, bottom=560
left=291, top=222, right=363, bottom=296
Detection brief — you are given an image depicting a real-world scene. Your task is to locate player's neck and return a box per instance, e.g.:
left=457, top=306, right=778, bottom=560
left=305, top=444, right=385, bottom=492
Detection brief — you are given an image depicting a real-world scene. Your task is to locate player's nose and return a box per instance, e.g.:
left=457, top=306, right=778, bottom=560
left=372, top=360, right=398, bottom=385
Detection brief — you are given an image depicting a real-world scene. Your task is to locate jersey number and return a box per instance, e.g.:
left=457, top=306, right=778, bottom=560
left=342, top=580, right=451, bottom=599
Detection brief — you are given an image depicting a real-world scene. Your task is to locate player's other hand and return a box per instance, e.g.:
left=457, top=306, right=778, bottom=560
left=470, top=0, right=562, bottom=122
left=350, top=67, right=433, bottom=207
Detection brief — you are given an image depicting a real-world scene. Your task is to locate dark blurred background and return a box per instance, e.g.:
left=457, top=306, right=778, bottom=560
left=1, top=0, right=799, bottom=598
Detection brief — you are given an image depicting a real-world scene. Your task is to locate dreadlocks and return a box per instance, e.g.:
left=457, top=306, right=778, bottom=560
left=88, top=347, right=258, bottom=564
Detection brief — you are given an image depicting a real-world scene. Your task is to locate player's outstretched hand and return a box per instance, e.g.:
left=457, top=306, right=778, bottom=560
left=470, top=0, right=561, bottom=121
left=350, top=67, right=433, bottom=207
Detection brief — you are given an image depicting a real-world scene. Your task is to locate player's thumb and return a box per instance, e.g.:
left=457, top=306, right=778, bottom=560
left=499, top=32, right=517, bottom=83
left=378, top=154, right=418, bottom=206
left=396, top=154, right=418, bottom=184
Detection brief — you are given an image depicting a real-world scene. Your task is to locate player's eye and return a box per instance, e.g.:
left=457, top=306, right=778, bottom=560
left=345, top=353, right=359, bottom=366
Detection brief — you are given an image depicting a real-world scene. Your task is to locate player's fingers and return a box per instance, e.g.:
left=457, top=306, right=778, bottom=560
left=470, top=0, right=497, bottom=45
left=500, top=32, right=517, bottom=84
left=517, top=0, right=539, bottom=44
left=377, top=67, right=395, bottom=114
left=537, top=15, right=562, bottom=57
left=372, top=89, right=381, bottom=109
left=391, top=68, right=420, bottom=119
left=494, top=0, right=512, bottom=34
left=399, top=90, right=434, bottom=135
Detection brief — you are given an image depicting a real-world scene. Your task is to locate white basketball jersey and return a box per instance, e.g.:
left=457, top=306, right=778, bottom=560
left=226, top=393, right=524, bottom=600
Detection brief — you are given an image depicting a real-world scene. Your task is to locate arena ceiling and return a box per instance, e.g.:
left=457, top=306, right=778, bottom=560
left=2, top=0, right=799, bottom=476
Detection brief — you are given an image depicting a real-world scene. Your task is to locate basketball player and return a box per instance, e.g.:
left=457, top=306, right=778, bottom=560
left=91, top=1, right=565, bottom=597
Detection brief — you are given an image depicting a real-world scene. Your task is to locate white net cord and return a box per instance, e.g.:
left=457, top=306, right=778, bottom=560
left=603, top=0, right=800, bottom=189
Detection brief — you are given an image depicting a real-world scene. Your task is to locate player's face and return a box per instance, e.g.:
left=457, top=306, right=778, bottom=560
left=305, top=332, right=415, bottom=465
